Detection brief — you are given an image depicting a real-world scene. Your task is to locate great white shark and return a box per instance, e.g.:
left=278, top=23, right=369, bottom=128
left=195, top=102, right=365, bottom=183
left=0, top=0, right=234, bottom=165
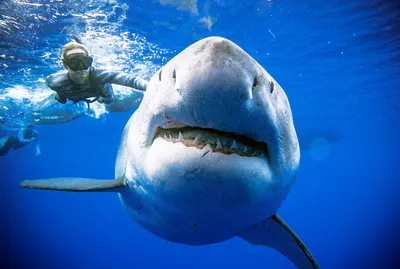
left=20, top=36, right=320, bottom=269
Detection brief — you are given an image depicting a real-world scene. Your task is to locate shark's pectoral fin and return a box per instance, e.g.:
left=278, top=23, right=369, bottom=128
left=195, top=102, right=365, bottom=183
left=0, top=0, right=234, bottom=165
left=20, top=177, right=126, bottom=192
left=237, top=214, right=320, bottom=269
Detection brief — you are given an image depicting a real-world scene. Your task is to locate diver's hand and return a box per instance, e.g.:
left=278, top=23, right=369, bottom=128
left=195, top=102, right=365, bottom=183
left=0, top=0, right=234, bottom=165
left=55, top=93, right=67, bottom=104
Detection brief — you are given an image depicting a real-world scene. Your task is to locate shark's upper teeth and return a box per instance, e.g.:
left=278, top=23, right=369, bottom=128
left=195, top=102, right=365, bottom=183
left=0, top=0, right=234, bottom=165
left=156, top=127, right=267, bottom=158
left=216, top=139, right=223, bottom=149
left=231, top=140, right=237, bottom=149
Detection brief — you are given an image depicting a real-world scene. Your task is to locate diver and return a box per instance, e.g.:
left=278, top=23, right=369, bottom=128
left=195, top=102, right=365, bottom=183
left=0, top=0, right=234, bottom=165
left=0, top=125, right=41, bottom=156
left=43, top=36, right=148, bottom=109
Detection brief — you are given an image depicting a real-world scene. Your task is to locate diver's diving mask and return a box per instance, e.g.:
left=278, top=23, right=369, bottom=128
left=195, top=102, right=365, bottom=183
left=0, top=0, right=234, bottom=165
left=63, top=55, right=93, bottom=71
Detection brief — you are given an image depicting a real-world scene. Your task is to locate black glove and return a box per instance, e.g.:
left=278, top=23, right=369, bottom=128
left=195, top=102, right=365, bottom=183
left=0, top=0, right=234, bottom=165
left=55, top=93, right=67, bottom=104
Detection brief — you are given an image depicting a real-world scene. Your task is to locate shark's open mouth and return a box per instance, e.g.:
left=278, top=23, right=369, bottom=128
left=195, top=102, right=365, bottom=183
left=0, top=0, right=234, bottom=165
left=154, top=126, right=269, bottom=158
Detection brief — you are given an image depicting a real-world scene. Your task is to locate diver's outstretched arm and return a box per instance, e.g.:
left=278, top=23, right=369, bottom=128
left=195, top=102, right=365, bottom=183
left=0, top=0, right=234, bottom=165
left=104, top=87, right=144, bottom=112
left=97, top=70, right=148, bottom=92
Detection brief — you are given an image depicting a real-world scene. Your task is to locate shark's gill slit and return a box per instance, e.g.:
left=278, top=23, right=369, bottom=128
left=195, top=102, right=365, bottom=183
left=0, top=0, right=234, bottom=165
left=154, top=126, right=269, bottom=158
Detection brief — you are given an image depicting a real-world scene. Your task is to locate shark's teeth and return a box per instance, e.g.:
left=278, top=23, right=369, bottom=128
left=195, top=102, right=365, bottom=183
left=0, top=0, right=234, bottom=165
left=216, top=139, right=223, bottom=149
left=231, top=140, right=237, bottom=149
left=156, top=127, right=266, bottom=158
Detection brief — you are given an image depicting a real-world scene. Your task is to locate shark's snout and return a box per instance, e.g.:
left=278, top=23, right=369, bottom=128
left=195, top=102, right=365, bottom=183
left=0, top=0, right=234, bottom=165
left=177, top=37, right=263, bottom=102
left=195, top=37, right=246, bottom=64
left=143, top=37, right=279, bottom=153
left=137, top=36, right=298, bottom=184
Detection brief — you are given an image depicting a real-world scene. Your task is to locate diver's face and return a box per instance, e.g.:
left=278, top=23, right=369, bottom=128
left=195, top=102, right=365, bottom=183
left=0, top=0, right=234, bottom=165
left=64, top=53, right=92, bottom=85
left=68, top=68, right=89, bottom=85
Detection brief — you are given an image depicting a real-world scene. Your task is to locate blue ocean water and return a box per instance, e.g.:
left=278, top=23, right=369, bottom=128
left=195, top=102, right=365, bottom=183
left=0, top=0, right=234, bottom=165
left=1, top=0, right=399, bottom=268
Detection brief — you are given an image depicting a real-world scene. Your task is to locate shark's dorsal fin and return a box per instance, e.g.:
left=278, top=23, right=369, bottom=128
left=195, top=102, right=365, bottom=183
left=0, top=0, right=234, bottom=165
left=20, top=177, right=126, bottom=192
left=238, top=214, right=320, bottom=269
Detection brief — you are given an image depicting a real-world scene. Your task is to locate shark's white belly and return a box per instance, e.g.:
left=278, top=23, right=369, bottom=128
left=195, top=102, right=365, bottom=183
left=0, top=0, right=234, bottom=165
left=117, top=137, right=289, bottom=246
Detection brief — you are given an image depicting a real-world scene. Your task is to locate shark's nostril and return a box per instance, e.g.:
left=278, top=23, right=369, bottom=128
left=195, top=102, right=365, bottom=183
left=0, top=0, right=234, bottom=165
left=270, top=81, right=275, bottom=94
left=159, top=70, right=162, bottom=81
left=173, top=69, right=176, bottom=80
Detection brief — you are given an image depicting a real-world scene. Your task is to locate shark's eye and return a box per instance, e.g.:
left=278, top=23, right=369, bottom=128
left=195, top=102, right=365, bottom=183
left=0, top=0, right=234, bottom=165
left=270, top=81, right=275, bottom=94
left=159, top=70, right=162, bottom=81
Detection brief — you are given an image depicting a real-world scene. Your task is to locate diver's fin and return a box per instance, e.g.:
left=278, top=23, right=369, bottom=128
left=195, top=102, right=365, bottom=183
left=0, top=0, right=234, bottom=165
left=237, top=214, right=320, bottom=269
left=20, top=177, right=126, bottom=192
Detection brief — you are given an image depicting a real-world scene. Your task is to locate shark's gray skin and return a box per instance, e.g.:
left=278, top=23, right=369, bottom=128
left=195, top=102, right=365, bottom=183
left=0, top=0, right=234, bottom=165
left=20, top=36, right=320, bottom=269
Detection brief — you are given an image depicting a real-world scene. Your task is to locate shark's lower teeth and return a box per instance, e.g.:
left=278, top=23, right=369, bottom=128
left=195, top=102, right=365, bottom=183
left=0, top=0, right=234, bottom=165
left=157, top=128, right=265, bottom=157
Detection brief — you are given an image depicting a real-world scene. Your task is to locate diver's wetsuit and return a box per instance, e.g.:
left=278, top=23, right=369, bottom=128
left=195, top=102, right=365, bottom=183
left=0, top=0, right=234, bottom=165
left=0, top=126, right=39, bottom=156
left=0, top=136, right=18, bottom=156
left=45, top=67, right=148, bottom=104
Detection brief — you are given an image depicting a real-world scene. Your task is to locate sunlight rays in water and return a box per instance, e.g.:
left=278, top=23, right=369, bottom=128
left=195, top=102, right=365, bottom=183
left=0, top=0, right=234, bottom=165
left=71, top=29, right=174, bottom=79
